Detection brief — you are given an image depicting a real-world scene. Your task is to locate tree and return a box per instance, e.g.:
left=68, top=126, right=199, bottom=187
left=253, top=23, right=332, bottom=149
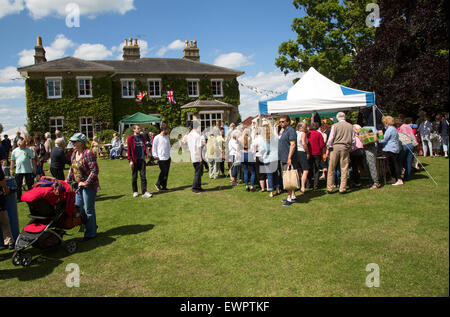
left=352, top=0, right=449, bottom=118
left=0, top=123, right=3, bottom=134
left=276, top=0, right=376, bottom=85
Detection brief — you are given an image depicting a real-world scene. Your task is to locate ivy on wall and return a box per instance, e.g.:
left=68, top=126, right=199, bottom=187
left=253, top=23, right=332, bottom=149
left=26, top=76, right=240, bottom=134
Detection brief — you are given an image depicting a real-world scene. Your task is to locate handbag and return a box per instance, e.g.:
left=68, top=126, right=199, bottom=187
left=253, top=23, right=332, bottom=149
left=282, top=164, right=299, bottom=191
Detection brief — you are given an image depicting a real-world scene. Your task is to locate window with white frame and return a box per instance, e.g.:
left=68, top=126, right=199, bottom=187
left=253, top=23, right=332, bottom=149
left=79, top=116, right=94, bottom=139
left=77, top=76, right=93, bottom=98
left=49, top=117, right=64, bottom=137
left=148, top=78, right=161, bottom=97
left=187, top=79, right=199, bottom=97
left=199, top=111, right=223, bottom=131
left=121, top=79, right=135, bottom=98
left=186, top=112, right=194, bottom=127
left=211, top=79, right=223, bottom=97
left=46, top=77, right=62, bottom=99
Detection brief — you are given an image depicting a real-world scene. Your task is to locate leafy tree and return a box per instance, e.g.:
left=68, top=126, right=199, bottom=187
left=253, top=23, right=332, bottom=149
left=352, top=0, right=449, bottom=118
left=276, top=0, right=376, bottom=85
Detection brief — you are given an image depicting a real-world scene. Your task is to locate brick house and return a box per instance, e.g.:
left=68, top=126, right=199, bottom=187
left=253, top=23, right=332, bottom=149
left=17, top=36, right=244, bottom=138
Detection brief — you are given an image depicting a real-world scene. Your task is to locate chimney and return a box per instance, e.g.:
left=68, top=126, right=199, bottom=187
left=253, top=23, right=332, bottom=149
left=123, top=38, right=140, bottom=61
left=183, top=40, right=200, bottom=62
left=34, top=36, right=47, bottom=65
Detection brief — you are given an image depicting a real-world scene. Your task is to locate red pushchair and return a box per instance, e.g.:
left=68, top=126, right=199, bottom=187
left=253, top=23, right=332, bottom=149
left=12, top=177, right=84, bottom=267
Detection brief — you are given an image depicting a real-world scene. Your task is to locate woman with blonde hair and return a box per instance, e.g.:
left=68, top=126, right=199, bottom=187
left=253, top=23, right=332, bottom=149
left=259, top=123, right=279, bottom=197
left=379, top=116, right=403, bottom=186
left=296, top=121, right=310, bottom=193
left=240, top=130, right=256, bottom=192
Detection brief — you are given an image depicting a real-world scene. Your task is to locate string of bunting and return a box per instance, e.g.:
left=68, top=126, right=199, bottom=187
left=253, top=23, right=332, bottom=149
left=237, top=81, right=285, bottom=97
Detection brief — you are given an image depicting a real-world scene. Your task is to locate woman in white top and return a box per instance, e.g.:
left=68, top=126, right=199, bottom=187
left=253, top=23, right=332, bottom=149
left=228, top=130, right=241, bottom=185
left=296, top=122, right=310, bottom=193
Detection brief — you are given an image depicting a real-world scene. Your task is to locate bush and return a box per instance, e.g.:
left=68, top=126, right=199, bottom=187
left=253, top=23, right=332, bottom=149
left=96, top=129, right=118, bottom=143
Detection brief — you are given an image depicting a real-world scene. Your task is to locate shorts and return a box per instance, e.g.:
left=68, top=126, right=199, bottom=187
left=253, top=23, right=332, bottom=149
left=296, top=151, right=310, bottom=170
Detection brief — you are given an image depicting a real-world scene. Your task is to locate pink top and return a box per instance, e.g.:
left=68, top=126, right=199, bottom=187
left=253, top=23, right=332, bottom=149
left=351, top=131, right=364, bottom=152
left=397, top=124, right=415, bottom=137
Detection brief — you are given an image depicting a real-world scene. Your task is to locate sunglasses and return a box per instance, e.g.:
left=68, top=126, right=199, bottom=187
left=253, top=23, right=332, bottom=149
left=279, top=120, right=286, bottom=123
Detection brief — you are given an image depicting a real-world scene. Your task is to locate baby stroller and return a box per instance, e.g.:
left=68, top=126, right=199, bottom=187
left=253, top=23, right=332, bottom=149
left=12, top=177, right=83, bottom=267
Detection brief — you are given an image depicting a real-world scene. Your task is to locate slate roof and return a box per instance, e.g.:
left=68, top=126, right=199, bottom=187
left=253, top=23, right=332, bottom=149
left=180, top=99, right=236, bottom=109
left=18, top=56, right=244, bottom=76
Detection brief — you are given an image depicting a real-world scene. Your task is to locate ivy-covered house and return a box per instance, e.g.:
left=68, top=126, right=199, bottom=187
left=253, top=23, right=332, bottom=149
left=17, top=36, right=244, bottom=138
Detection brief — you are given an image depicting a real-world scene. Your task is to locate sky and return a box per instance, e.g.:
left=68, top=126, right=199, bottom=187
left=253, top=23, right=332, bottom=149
left=0, top=0, right=305, bottom=133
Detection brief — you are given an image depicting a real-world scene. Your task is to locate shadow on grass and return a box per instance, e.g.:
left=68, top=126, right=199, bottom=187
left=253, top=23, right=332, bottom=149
left=0, top=224, right=154, bottom=282
left=96, top=194, right=125, bottom=202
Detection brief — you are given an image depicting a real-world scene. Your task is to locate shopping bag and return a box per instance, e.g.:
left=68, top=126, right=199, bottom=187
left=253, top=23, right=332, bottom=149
left=282, top=165, right=299, bottom=190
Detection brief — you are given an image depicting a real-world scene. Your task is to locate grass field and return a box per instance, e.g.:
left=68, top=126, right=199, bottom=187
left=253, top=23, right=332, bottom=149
left=0, top=156, right=448, bottom=297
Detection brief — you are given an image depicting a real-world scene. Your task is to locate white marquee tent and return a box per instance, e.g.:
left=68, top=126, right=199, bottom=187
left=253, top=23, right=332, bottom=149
left=259, top=67, right=376, bottom=122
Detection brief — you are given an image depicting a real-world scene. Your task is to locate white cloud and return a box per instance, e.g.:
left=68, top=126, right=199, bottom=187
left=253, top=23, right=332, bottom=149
left=0, top=66, right=22, bottom=84
left=73, top=43, right=112, bottom=60
left=237, top=70, right=300, bottom=120
left=0, top=86, right=25, bottom=99
left=1, top=0, right=135, bottom=19
left=214, top=52, right=254, bottom=69
left=0, top=0, right=24, bottom=19
left=18, top=34, right=74, bottom=67
left=156, top=40, right=185, bottom=57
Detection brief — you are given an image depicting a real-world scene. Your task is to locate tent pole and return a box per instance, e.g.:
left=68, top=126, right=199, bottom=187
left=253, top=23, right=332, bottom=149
left=372, top=105, right=377, bottom=129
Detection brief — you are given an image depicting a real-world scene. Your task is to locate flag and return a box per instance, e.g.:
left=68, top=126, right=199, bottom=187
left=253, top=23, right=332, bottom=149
left=166, top=90, right=176, bottom=104
left=136, top=91, right=146, bottom=102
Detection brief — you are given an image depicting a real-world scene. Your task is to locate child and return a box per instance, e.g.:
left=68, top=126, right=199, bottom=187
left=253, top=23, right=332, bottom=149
left=1, top=160, right=10, bottom=177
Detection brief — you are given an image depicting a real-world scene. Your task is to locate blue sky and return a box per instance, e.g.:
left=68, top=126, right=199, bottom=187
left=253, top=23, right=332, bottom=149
left=0, top=0, right=304, bottom=133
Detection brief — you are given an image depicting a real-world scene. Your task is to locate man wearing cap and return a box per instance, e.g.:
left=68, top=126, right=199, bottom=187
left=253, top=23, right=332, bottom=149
left=127, top=125, right=152, bottom=198
left=66, top=133, right=99, bottom=241
left=10, top=139, right=35, bottom=202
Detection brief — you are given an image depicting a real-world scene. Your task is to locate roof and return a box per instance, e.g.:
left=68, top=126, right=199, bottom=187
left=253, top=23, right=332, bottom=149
left=180, top=99, right=236, bottom=109
left=119, top=112, right=161, bottom=123
left=18, top=56, right=244, bottom=76
left=17, top=57, right=115, bottom=72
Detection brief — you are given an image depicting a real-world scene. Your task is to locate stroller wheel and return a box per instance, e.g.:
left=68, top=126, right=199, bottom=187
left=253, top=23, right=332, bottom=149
left=12, top=252, right=21, bottom=266
left=65, top=241, right=77, bottom=254
left=20, top=253, right=32, bottom=267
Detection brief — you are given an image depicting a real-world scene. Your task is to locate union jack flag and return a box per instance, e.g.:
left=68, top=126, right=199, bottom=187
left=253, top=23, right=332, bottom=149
left=136, top=91, right=147, bottom=102
left=166, top=90, right=176, bottom=104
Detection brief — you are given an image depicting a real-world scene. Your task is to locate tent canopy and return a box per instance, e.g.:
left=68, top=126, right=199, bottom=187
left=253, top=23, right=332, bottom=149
left=118, top=112, right=161, bottom=135
left=259, top=67, right=375, bottom=115
left=119, top=112, right=161, bottom=124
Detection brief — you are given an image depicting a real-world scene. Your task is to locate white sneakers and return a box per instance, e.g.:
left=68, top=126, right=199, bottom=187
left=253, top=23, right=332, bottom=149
left=142, top=192, right=153, bottom=198
left=133, top=192, right=153, bottom=198
left=392, top=180, right=404, bottom=186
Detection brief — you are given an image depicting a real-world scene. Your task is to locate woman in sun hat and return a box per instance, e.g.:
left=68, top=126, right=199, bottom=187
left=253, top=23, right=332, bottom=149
left=66, top=133, right=99, bottom=241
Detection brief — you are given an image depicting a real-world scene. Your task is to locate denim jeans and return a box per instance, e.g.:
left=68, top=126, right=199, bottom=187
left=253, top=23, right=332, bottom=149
left=75, top=186, right=97, bottom=238
left=242, top=162, right=256, bottom=186
left=398, top=144, right=414, bottom=181
left=264, top=161, right=279, bottom=191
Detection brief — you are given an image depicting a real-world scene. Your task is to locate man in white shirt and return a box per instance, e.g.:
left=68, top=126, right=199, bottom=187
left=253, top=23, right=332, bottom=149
left=152, top=123, right=171, bottom=191
left=187, top=120, right=204, bottom=193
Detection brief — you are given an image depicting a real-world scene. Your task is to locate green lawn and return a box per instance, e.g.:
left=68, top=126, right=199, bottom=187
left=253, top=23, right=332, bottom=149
left=0, top=157, right=448, bottom=297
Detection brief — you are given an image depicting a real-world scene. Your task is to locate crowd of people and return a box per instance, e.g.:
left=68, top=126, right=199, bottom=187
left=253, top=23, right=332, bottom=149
left=0, top=110, right=448, bottom=248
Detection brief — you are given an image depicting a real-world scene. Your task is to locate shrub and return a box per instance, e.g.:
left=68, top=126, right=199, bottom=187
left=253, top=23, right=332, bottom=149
left=96, top=129, right=118, bottom=143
